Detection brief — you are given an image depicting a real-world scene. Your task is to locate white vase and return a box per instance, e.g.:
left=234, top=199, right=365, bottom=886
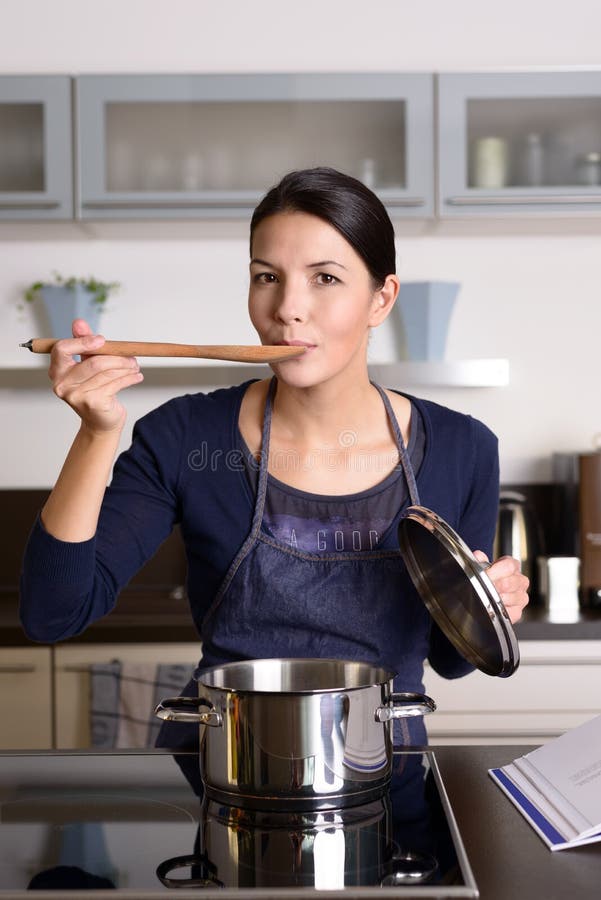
left=39, top=285, right=102, bottom=338
left=394, top=281, right=460, bottom=361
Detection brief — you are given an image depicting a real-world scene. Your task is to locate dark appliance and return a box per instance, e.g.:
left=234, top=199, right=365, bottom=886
left=0, top=750, right=478, bottom=898
left=552, top=453, right=580, bottom=556
left=579, top=450, right=601, bottom=609
left=552, top=450, right=601, bottom=609
left=494, top=490, right=544, bottom=604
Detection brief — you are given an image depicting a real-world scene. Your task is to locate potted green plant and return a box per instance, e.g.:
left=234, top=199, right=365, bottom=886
left=22, top=271, right=120, bottom=338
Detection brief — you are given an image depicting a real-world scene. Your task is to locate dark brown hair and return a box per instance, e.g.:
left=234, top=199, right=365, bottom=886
left=250, top=167, right=396, bottom=289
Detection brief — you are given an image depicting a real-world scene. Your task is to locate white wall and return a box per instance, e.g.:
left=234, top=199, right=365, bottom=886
left=2, top=0, right=601, bottom=487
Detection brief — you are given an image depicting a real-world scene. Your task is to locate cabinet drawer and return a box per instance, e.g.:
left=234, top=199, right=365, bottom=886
left=54, top=642, right=201, bottom=748
left=423, top=640, right=601, bottom=744
left=0, top=646, right=52, bottom=749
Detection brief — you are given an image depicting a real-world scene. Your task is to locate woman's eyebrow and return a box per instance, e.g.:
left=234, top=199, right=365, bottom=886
left=307, top=260, right=348, bottom=270
left=250, top=257, right=348, bottom=270
left=250, top=257, right=274, bottom=267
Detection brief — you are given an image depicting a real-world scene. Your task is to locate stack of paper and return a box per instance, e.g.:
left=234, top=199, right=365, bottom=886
left=489, top=713, right=601, bottom=850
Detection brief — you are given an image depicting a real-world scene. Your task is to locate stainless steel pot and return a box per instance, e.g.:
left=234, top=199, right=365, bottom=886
left=157, top=793, right=392, bottom=889
left=155, top=658, right=435, bottom=810
left=156, top=791, right=438, bottom=890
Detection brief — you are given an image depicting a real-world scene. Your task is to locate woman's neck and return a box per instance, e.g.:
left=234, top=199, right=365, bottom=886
left=238, top=370, right=412, bottom=495
left=271, top=375, right=382, bottom=448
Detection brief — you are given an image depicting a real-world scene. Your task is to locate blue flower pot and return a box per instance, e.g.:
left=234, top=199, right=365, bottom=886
left=39, top=284, right=102, bottom=338
left=394, top=281, right=460, bottom=361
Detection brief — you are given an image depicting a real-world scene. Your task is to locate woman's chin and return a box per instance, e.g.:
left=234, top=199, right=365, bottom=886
left=270, top=361, right=352, bottom=390
left=269, top=360, right=320, bottom=387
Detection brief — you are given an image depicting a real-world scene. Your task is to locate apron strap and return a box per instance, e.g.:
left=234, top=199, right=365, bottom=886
left=372, top=383, right=421, bottom=507
left=250, top=375, right=277, bottom=532
left=202, top=378, right=276, bottom=612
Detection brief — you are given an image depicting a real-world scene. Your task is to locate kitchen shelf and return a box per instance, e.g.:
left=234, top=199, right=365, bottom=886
left=369, top=358, right=509, bottom=387
left=0, top=358, right=510, bottom=388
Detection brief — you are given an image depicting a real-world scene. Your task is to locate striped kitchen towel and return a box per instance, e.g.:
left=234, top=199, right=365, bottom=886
left=90, top=661, right=195, bottom=748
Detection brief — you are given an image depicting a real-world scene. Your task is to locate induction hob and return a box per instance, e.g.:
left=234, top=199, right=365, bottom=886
left=0, top=749, right=477, bottom=899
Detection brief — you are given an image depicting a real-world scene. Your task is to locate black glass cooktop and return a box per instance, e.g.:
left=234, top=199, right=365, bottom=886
left=0, top=750, right=477, bottom=898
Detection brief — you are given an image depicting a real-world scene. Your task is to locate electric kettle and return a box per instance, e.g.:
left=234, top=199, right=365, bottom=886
left=494, top=491, right=544, bottom=605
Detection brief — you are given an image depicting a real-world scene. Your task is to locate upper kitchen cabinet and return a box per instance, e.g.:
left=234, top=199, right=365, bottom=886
left=438, top=72, right=601, bottom=217
left=0, top=76, right=73, bottom=220
left=75, top=73, right=434, bottom=219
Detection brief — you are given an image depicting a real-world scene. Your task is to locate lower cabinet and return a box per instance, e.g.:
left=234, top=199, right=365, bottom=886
left=2, top=640, right=600, bottom=750
left=423, top=640, right=601, bottom=745
left=0, top=646, right=52, bottom=749
left=54, top=642, right=201, bottom=749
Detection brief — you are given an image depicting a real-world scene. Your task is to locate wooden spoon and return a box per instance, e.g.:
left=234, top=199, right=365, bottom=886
left=20, top=339, right=306, bottom=364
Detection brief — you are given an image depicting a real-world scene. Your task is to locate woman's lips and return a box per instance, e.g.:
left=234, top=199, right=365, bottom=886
left=273, top=340, right=316, bottom=358
left=277, top=340, right=316, bottom=349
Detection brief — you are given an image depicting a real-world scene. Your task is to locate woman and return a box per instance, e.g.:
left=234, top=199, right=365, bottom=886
left=20, top=167, right=528, bottom=746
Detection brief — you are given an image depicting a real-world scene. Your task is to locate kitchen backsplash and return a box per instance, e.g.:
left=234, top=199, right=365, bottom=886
left=0, top=489, right=187, bottom=596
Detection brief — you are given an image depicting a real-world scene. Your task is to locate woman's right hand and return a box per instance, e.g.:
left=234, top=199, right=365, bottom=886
left=48, top=318, right=144, bottom=434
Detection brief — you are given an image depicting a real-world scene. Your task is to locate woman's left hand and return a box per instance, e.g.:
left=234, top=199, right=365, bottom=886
left=473, top=551, right=530, bottom=624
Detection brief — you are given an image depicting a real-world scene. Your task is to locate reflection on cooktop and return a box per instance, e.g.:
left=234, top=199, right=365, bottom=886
left=0, top=750, right=477, bottom=897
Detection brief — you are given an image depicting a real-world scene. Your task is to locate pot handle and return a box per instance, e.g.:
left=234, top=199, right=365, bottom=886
left=375, top=692, right=436, bottom=722
left=380, top=848, right=438, bottom=886
left=154, top=696, right=223, bottom=726
left=156, top=853, right=224, bottom=888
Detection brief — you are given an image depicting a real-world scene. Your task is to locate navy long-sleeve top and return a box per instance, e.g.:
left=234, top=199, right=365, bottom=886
left=19, top=382, right=499, bottom=683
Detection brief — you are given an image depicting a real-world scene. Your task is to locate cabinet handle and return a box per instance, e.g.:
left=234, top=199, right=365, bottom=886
left=426, top=656, right=601, bottom=668
left=0, top=664, right=36, bottom=673
left=83, top=196, right=428, bottom=211
left=430, top=727, right=570, bottom=739
left=383, top=196, right=426, bottom=207
left=447, top=193, right=601, bottom=206
left=82, top=199, right=259, bottom=210
left=520, top=657, right=601, bottom=666
left=0, top=201, right=61, bottom=210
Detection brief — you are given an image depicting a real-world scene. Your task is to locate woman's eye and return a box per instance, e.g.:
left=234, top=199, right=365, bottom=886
left=315, top=272, right=339, bottom=286
left=254, top=272, right=278, bottom=284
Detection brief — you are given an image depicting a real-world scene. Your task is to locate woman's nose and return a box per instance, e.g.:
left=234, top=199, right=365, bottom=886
left=274, top=285, right=307, bottom=324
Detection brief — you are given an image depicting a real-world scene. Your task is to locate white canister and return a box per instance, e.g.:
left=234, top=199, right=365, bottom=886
left=538, top=556, right=581, bottom=623
left=359, top=157, right=377, bottom=189
left=576, top=152, right=601, bottom=187
left=181, top=153, right=204, bottom=191
left=472, top=136, right=509, bottom=189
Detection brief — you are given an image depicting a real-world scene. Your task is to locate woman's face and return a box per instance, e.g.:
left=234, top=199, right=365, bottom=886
left=248, top=211, right=397, bottom=388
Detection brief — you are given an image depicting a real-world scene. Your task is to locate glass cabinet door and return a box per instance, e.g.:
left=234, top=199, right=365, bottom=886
left=438, top=72, right=601, bottom=216
left=0, top=76, right=73, bottom=220
left=76, top=73, right=433, bottom=219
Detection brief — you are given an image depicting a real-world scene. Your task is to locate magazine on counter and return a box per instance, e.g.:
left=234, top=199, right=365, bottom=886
left=489, top=713, right=601, bottom=851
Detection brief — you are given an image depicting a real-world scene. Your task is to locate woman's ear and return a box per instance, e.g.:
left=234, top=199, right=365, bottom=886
left=369, top=274, right=400, bottom=327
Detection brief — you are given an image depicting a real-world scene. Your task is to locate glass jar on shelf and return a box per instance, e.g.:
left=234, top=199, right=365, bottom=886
left=522, top=132, right=545, bottom=187
left=471, top=136, right=509, bottom=189
left=576, top=151, right=601, bottom=187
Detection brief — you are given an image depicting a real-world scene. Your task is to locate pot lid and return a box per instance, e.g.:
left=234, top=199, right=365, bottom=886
left=397, top=506, right=519, bottom=677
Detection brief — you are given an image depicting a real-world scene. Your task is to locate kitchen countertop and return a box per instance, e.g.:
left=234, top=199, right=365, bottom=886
left=436, top=745, right=601, bottom=900
left=514, top=604, right=601, bottom=639
left=0, top=744, right=598, bottom=899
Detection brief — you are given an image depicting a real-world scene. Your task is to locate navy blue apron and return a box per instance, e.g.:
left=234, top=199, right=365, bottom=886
left=158, top=378, right=432, bottom=750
